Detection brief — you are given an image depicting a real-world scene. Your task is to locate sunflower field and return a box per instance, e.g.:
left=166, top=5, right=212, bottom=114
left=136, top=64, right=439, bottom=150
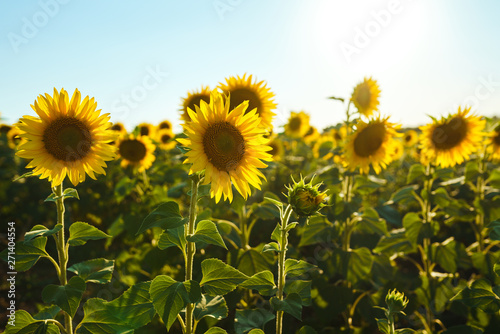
left=2, top=76, right=500, bottom=334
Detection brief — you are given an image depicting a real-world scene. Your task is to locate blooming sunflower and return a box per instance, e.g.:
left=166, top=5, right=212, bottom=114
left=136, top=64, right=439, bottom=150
left=180, top=86, right=211, bottom=123
left=268, top=136, right=284, bottom=162
left=117, top=134, right=156, bottom=172
left=138, top=122, right=155, bottom=137
left=218, top=74, right=277, bottom=130
left=304, top=126, right=320, bottom=144
left=351, top=77, right=381, bottom=117
left=403, top=129, right=418, bottom=147
left=419, top=107, right=485, bottom=168
left=488, top=126, right=500, bottom=161
left=15, top=88, right=116, bottom=186
left=344, top=116, right=401, bottom=174
left=285, top=111, right=310, bottom=138
left=158, top=120, right=173, bottom=131
left=156, top=129, right=176, bottom=150
left=178, top=90, right=272, bottom=203
left=391, top=140, right=405, bottom=161
left=313, top=135, right=336, bottom=160
left=110, top=122, right=127, bottom=135
left=7, top=126, right=24, bottom=149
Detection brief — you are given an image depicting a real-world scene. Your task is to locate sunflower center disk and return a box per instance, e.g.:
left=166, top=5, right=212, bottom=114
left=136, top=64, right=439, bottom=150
left=353, top=123, right=386, bottom=157
left=356, top=87, right=371, bottom=108
left=230, top=88, right=261, bottom=115
left=188, top=95, right=210, bottom=113
left=161, top=134, right=173, bottom=143
left=431, top=117, right=467, bottom=150
left=43, top=117, right=92, bottom=162
left=119, top=139, right=147, bottom=162
left=140, top=126, right=150, bottom=136
left=494, top=133, right=500, bottom=146
left=203, top=122, right=245, bottom=172
left=289, top=117, right=302, bottom=131
left=111, top=124, right=123, bottom=131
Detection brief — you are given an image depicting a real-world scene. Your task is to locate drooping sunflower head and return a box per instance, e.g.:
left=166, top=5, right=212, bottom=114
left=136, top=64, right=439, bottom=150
left=178, top=89, right=272, bottom=203
left=158, top=120, right=173, bottom=131
left=286, top=175, right=328, bottom=218
left=156, top=128, right=176, bottom=150
left=351, top=77, right=381, bottom=117
left=110, top=122, right=127, bottom=135
left=285, top=111, right=310, bottom=138
left=344, top=116, right=401, bottom=174
left=117, top=134, right=156, bottom=172
left=15, top=88, right=116, bottom=186
left=137, top=123, right=155, bottom=137
left=180, top=86, right=211, bottom=123
left=7, top=126, right=25, bottom=149
left=218, top=74, right=277, bottom=130
left=403, top=129, right=418, bottom=147
left=419, top=107, right=485, bottom=168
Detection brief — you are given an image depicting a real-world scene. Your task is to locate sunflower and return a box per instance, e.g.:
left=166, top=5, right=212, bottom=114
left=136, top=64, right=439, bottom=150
left=117, top=134, right=156, bottom=172
left=268, top=136, right=284, bottom=161
left=304, top=126, right=320, bottom=144
left=0, top=124, right=12, bottom=135
left=7, top=126, right=24, bottom=149
left=285, top=111, right=310, bottom=138
left=344, top=116, right=401, bottom=174
left=313, top=135, right=336, bottom=160
left=391, top=140, right=405, bottom=161
left=218, top=74, right=277, bottom=130
left=15, top=88, right=116, bottom=186
left=178, top=89, right=272, bottom=203
left=110, top=122, right=127, bottom=135
left=488, top=126, right=500, bottom=161
left=351, top=77, right=381, bottom=117
left=402, top=130, right=418, bottom=147
left=137, top=122, right=155, bottom=137
left=180, top=86, right=211, bottom=123
left=156, top=129, right=177, bottom=150
left=419, top=107, right=485, bottom=168
left=158, top=120, right=173, bottom=131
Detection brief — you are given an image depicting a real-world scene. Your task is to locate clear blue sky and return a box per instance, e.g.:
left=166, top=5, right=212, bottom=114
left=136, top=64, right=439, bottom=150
left=1, top=0, right=500, bottom=132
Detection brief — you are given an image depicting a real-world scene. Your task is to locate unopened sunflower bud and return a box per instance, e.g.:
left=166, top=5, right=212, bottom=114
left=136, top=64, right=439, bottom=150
left=286, top=176, right=328, bottom=217
left=385, top=289, right=409, bottom=315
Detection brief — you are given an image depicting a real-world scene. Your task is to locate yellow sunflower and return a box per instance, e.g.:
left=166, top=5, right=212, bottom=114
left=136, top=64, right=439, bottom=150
left=391, top=140, right=405, bottom=161
left=402, top=129, right=418, bottom=147
left=15, top=88, right=116, bottom=186
left=488, top=126, right=500, bottom=161
left=218, top=74, right=277, bottom=130
left=117, top=134, right=156, bottom=172
left=313, top=135, right=336, bottom=160
left=110, top=122, right=127, bottom=135
left=158, top=120, right=173, bottom=131
left=156, top=129, right=177, bottom=150
left=7, top=126, right=25, bottom=149
left=137, top=122, right=155, bottom=137
left=351, top=77, right=381, bottom=117
left=268, top=136, right=284, bottom=162
left=0, top=124, right=12, bottom=135
left=180, top=86, right=211, bottom=123
left=285, top=111, right=310, bottom=138
left=304, top=126, right=320, bottom=144
left=344, top=116, right=401, bottom=174
left=178, top=89, right=272, bottom=203
left=419, top=107, right=485, bottom=168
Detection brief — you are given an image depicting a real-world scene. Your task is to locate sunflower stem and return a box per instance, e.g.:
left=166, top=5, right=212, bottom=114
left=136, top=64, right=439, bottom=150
left=421, top=164, right=434, bottom=333
left=53, top=183, right=73, bottom=334
left=276, top=204, right=292, bottom=334
left=475, top=156, right=486, bottom=253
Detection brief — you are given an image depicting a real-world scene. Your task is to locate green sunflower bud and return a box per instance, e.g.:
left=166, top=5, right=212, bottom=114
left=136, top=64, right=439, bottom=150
left=385, top=289, right=409, bottom=315
left=286, top=176, right=328, bottom=218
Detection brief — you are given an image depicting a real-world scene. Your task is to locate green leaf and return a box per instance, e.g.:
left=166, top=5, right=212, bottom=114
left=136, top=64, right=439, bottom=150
left=248, top=330, right=265, bottom=334
left=13, top=171, right=34, bottom=182
left=441, top=325, right=482, bottom=334
left=137, top=201, right=187, bottom=235
left=262, top=242, right=280, bottom=253
left=150, top=275, right=202, bottom=330
left=332, top=247, right=374, bottom=284
left=76, top=281, right=155, bottom=334
left=194, top=294, right=228, bottom=322
left=298, top=326, right=318, bottom=334
left=200, top=258, right=248, bottom=295
left=187, top=220, right=227, bottom=249
left=376, top=318, right=390, bottom=334
left=465, top=161, right=480, bottom=182
left=158, top=226, right=186, bottom=251
left=234, top=309, right=275, bottom=334
left=204, top=328, right=228, bottom=334
left=432, top=238, right=462, bottom=273
left=45, top=187, right=80, bottom=202
left=354, top=208, right=388, bottom=236
left=403, top=212, right=438, bottom=246
left=407, top=164, right=426, bottom=183
left=271, top=223, right=281, bottom=242
left=0, top=237, right=49, bottom=272
left=451, top=279, right=500, bottom=313
left=487, top=169, right=500, bottom=189
left=68, top=222, right=110, bottom=246
left=240, top=270, right=277, bottom=296
left=298, top=220, right=331, bottom=247
left=42, top=276, right=86, bottom=317
left=488, top=220, right=500, bottom=241
left=68, top=258, right=115, bottom=284
left=284, top=259, right=316, bottom=278
left=373, top=230, right=415, bottom=255
left=271, top=293, right=302, bottom=320
left=284, top=280, right=312, bottom=306
left=264, top=196, right=284, bottom=210
left=33, top=305, right=61, bottom=320
left=236, top=248, right=274, bottom=276
left=353, top=174, right=386, bottom=195
left=24, top=224, right=62, bottom=242
left=388, top=185, right=418, bottom=205
left=4, top=310, right=59, bottom=334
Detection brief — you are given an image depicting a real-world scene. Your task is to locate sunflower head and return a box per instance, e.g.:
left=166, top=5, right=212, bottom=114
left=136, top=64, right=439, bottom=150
left=304, top=126, right=320, bottom=144
left=177, top=89, right=272, bottom=203
left=403, top=130, right=418, bottom=147
left=285, top=111, right=310, bottom=138
left=137, top=123, right=156, bottom=137
left=351, top=77, right=381, bottom=117
left=385, top=289, right=409, bottom=315
left=313, top=135, right=336, bottom=160
left=488, top=124, right=500, bottom=161
left=344, top=116, right=401, bottom=174
left=158, top=120, right=173, bottom=131
left=268, top=136, right=284, bottom=161
left=15, top=88, right=116, bottom=186
left=419, top=107, right=485, bottom=167
left=218, top=74, right=277, bottom=130
left=117, top=134, right=156, bottom=172
left=7, top=126, right=24, bottom=149
left=391, top=140, right=405, bottom=161
left=286, top=176, right=328, bottom=218
left=0, top=124, right=12, bottom=135
left=180, top=86, right=211, bottom=123
left=156, top=128, right=176, bottom=150
left=110, top=122, right=127, bottom=135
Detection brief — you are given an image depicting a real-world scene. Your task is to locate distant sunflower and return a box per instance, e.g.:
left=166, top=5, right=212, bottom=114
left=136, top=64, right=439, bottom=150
left=110, top=122, right=127, bottom=135
left=344, top=116, right=401, bottom=174
left=403, top=130, right=418, bottom=147
left=351, top=77, right=380, bottom=117
left=304, top=126, right=320, bottom=144
left=419, top=107, right=485, bottom=168
left=138, top=122, right=155, bottom=137
left=158, top=120, right=172, bottom=131
left=488, top=126, right=500, bottom=161
left=391, top=140, right=405, bottom=161
left=313, top=135, right=336, bottom=160
left=268, top=136, right=284, bottom=161
left=16, top=88, right=116, bottom=186
left=178, top=90, right=272, bottom=203
left=156, top=129, right=176, bottom=150
left=117, top=134, right=156, bottom=172
left=219, top=74, right=277, bottom=130
left=0, top=124, right=12, bottom=135
left=180, top=86, right=211, bottom=123
left=285, top=111, right=310, bottom=138
left=7, top=126, right=24, bottom=149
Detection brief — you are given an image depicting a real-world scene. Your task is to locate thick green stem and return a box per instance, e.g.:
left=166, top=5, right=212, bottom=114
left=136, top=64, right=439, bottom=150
left=185, top=176, right=199, bottom=334
left=388, top=314, right=395, bottom=334
left=276, top=205, right=292, bottom=334
left=54, top=184, right=73, bottom=334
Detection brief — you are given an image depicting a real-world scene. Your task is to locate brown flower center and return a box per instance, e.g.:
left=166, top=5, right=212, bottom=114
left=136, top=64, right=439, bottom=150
left=119, top=139, right=147, bottom=162
left=353, top=123, right=386, bottom=157
left=356, top=86, right=371, bottom=109
left=289, top=117, right=302, bottom=132
left=43, top=117, right=92, bottom=162
left=493, top=131, right=500, bottom=146
left=229, top=88, right=262, bottom=115
left=140, top=126, right=150, bottom=136
left=203, top=121, right=245, bottom=172
left=161, top=133, right=173, bottom=143
left=404, top=134, right=412, bottom=142
left=0, top=125, right=12, bottom=134
left=111, top=124, right=123, bottom=131
left=431, top=117, right=467, bottom=150
left=159, top=121, right=171, bottom=130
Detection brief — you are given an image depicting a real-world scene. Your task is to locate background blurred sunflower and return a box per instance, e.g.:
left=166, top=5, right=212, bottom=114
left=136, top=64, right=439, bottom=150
left=157, top=120, right=173, bottom=131
left=137, top=122, right=155, bottom=137
left=304, top=126, right=320, bottom=144
left=218, top=74, right=277, bottom=130
left=7, top=126, right=24, bottom=149
left=156, top=128, right=177, bottom=150
left=344, top=116, right=401, bottom=174
left=419, top=107, right=485, bottom=167
left=180, top=86, right=211, bottom=123
left=488, top=125, right=500, bottom=160
left=15, top=88, right=116, bottom=186
left=178, top=90, right=272, bottom=203
left=0, top=124, right=12, bottom=135
left=110, top=122, right=127, bottom=135
left=403, top=129, right=418, bottom=147
left=313, top=135, right=336, bottom=160
left=268, top=136, right=284, bottom=162
left=117, top=134, right=156, bottom=172
left=285, top=111, right=310, bottom=138
left=351, top=77, right=380, bottom=117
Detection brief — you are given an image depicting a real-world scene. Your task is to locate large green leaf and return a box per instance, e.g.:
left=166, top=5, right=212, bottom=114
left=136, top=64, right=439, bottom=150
left=284, top=259, right=316, bottom=278
left=0, top=237, right=49, bottom=272
left=24, top=224, right=62, bottom=242
left=234, top=309, right=275, bottom=334
left=354, top=208, right=388, bottom=236
left=442, top=325, right=482, bottom=334
left=200, top=258, right=248, bottom=295
left=4, top=310, right=59, bottom=334
left=205, top=328, right=228, bottom=334
left=451, top=279, right=500, bottom=313
left=240, top=270, right=277, bottom=296
left=45, top=187, right=80, bottom=202
left=407, top=164, right=426, bottom=184
left=158, top=226, right=186, bottom=251
left=33, top=305, right=61, bottom=320
left=332, top=247, right=373, bottom=284
left=187, top=220, right=227, bottom=249
left=137, top=201, right=187, bottom=235
left=150, top=275, right=202, bottom=330
left=284, top=280, right=312, bottom=306
left=373, top=230, right=415, bottom=255
left=68, top=222, right=110, bottom=246
left=42, top=276, right=86, bottom=317
left=403, top=212, right=438, bottom=246
left=271, top=293, right=303, bottom=320
left=194, top=294, right=228, bottom=322
left=488, top=220, right=500, bottom=241
left=388, top=185, right=418, bottom=205
left=236, top=248, right=274, bottom=276
left=68, top=258, right=115, bottom=284
left=298, top=220, right=332, bottom=247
